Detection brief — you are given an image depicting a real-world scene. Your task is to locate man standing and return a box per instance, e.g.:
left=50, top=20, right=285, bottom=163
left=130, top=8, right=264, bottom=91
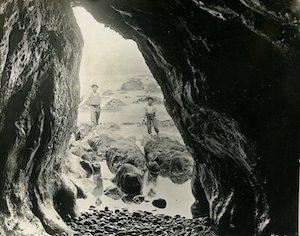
left=88, top=84, right=101, bottom=125
left=143, top=97, right=159, bottom=137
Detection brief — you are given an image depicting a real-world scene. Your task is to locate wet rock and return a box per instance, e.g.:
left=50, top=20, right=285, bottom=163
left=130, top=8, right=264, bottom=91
left=147, top=161, right=160, bottom=174
left=106, top=136, right=147, bottom=173
left=103, top=99, right=126, bottom=112
left=144, top=137, right=194, bottom=184
left=70, top=139, right=97, bottom=162
left=2, top=0, right=298, bottom=234
left=67, top=209, right=215, bottom=236
left=87, top=134, right=117, bottom=159
left=132, top=195, right=145, bottom=204
left=113, top=163, right=144, bottom=195
left=120, top=79, right=144, bottom=91
left=152, top=199, right=167, bottom=209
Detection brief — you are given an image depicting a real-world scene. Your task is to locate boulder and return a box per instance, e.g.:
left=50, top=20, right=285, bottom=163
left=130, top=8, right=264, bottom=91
left=113, top=163, right=144, bottom=195
left=147, top=161, right=160, bottom=174
left=152, top=198, right=167, bottom=209
left=144, top=137, right=194, bottom=184
left=2, top=0, right=298, bottom=234
left=106, top=137, right=147, bottom=173
left=87, top=134, right=117, bottom=159
left=103, top=99, right=126, bottom=112
left=120, top=79, right=144, bottom=91
left=70, top=139, right=98, bottom=162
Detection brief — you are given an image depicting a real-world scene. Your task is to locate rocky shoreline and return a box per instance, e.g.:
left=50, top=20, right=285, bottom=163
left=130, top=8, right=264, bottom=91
left=58, top=207, right=216, bottom=236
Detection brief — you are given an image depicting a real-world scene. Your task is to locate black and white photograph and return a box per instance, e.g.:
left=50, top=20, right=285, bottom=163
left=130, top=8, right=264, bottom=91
left=0, top=1, right=299, bottom=236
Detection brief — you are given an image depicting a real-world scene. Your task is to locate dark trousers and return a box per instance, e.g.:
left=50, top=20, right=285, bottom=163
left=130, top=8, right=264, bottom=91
left=146, top=113, right=159, bottom=134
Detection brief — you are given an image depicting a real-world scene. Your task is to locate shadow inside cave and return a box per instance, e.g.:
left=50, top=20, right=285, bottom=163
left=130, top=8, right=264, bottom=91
left=62, top=7, right=202, bottom=232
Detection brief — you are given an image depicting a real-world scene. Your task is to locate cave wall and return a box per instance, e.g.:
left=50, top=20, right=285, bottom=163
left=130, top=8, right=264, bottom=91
left=0, top=0, right=83, bottom=235
left=77, top=0, right=300, bottom=235
left=0, top=0, right=299, bottom=235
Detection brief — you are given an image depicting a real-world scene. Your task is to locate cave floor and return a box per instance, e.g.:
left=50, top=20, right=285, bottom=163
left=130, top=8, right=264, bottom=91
left=62, top=208, right=216, bottom=236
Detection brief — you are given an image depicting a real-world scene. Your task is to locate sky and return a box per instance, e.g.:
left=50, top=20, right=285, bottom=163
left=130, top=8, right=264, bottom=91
left=73, top=7, right=152, bottom=96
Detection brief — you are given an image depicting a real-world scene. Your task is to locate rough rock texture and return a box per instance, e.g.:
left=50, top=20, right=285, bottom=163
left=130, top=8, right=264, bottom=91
left=0, top=0, right=82, bottom=235
left=102, top=98, right=126, bottom=112
left=120, top=79, right=144, bottom=91
left=70, top=139, right=97, bottom=162
left=76, top=1, right=300, bottom=235
left=65, top=208, right=216, bottom=236
left=112, top=163, right=144, bottom=195
left=106, top=136, right=147, bottom=173
left=144, top=137, right=194, bottom=184
left=0, top=0, right=299, bottom=235
left=87, top=133, right=118, bottom=159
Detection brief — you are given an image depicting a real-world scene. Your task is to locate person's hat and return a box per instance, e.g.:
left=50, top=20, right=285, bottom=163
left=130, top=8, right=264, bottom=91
left=91, top=84, right=99, bottom=88
left=147, top=96, right=153, bottom=100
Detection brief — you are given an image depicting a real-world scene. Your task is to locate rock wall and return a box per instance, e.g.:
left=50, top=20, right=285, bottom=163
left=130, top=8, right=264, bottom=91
left=77, top=0, right=300, bottom=235
left=0, top=0, right=83, bottom=235
left=0, top=0, right=299, bottom=235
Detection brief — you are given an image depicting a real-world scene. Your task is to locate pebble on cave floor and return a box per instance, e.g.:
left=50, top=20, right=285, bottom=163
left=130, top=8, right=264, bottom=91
left=57, top=207, right=217, bottom=236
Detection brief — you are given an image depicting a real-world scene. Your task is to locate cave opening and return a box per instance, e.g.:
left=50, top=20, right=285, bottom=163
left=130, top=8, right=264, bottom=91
left=67, top=6, right=196, bottom=220
left=0, top=1, right=298, bottom=235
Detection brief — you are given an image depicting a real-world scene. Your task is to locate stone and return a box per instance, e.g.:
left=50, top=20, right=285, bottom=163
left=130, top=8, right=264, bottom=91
left=152, top=199, right=167, bottom=209
left=1, top=0, right=299, bottom=235
left=87, top=133, right=117, bottom=159
left=106, top=136, right=147, bottom=173
left=120, top=79, right=144, bottom=91
left=132, top=195, right=145, bottom=204
left=102, top=99, right=126, bottom=112
left=144, top=137, right=194, bottom=184
left=147, top=161, right=160, bottom=174
left=113, top=163, right=144, bottom=195
left=70, top=138, right=97, bottom=162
